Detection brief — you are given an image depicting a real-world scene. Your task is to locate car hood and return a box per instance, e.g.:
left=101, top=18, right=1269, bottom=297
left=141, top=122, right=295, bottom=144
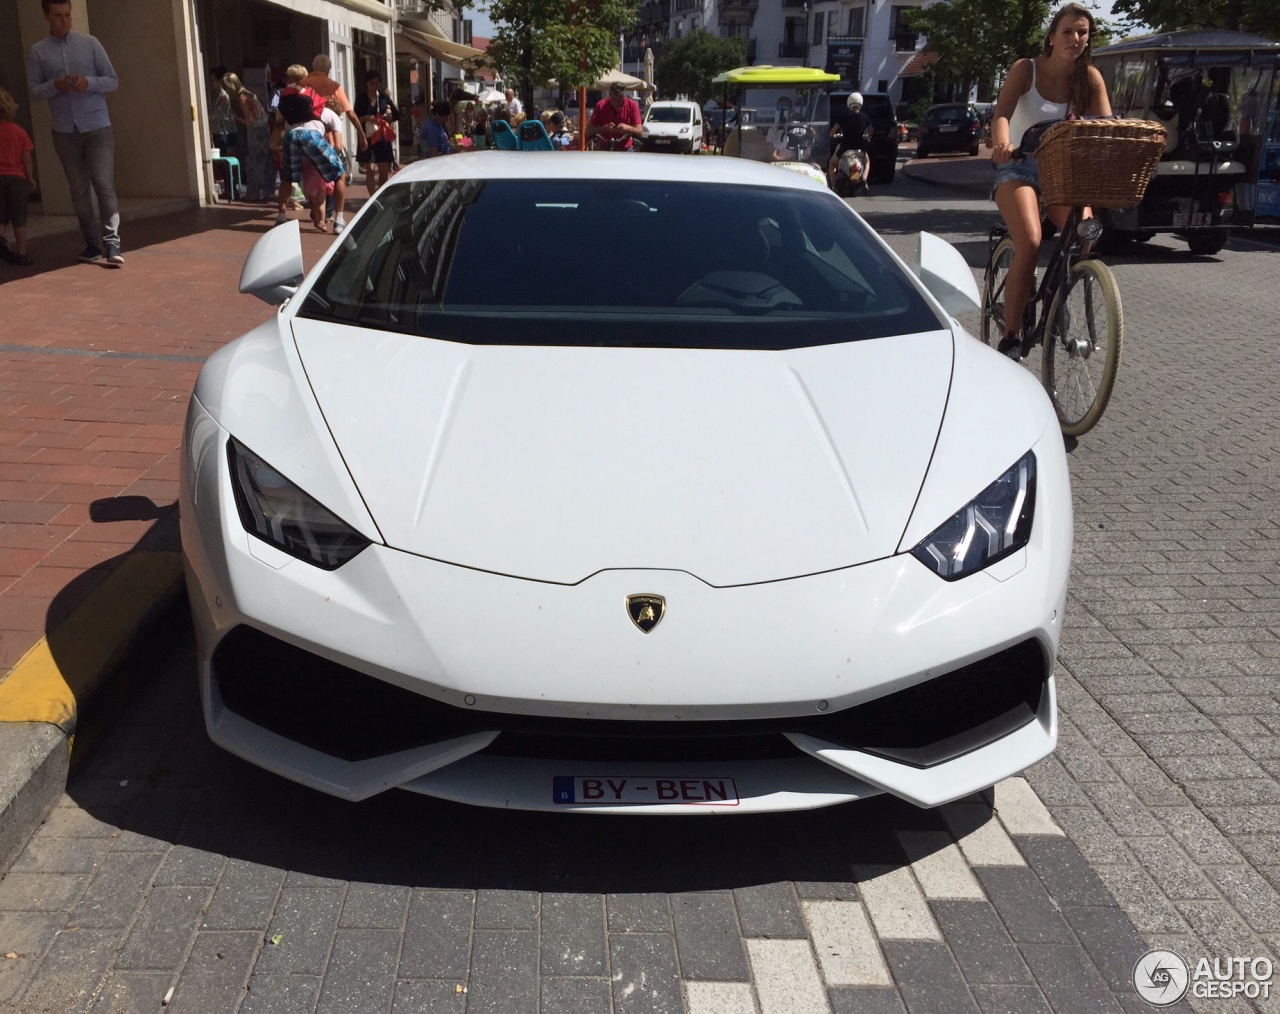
left=291, top=320, right=953, bottom=586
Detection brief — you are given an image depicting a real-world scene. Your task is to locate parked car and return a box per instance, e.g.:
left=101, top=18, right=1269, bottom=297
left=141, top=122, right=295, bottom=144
left=185, top=152, right=1070, bottom=813
left=917, top=103, right=982, bottom=157
left=641, top=100, right=703, bottom=154
left=810, top=91, right=900, bottom=183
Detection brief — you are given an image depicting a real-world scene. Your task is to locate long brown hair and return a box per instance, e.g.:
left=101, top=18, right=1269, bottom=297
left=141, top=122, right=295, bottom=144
left=1042, top=3, right=1096, bottom=114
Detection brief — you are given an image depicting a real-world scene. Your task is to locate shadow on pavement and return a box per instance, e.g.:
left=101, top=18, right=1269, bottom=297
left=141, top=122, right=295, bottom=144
left=66, top=627, right=999, bottom=896
left=0, top=206, right=278, bottom=285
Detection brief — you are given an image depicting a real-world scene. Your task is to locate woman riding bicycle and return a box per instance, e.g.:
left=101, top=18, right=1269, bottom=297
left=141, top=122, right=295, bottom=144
left=990, top=2, right=1112, bottom=360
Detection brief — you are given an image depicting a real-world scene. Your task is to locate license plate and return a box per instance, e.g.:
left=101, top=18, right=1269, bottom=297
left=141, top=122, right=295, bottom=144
left=1173, top=212, right=1211, bottom=227
left=553, top=776, right=739, bottom=806
left=939, top=124, right=959, bottom=132
left=655, top=138, right=672, bottom=144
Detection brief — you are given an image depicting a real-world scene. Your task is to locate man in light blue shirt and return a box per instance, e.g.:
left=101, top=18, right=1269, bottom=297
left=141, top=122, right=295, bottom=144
left=27, top=0, right=122, bottom=266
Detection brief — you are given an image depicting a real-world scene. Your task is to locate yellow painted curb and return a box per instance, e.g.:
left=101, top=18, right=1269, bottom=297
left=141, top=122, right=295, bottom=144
left=0, top=551, right=185, bottom=733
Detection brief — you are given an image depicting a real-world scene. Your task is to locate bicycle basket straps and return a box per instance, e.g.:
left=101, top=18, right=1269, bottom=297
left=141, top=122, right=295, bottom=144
left=1036, top=118, right=1167, bottom=209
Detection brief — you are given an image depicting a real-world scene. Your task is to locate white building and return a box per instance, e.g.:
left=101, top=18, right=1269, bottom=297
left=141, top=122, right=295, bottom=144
left=632, top=0, right=938, bottom=110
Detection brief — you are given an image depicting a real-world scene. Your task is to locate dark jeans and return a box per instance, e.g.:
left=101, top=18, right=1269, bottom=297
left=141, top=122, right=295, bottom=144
left=51, top=126, right=119, bottom=249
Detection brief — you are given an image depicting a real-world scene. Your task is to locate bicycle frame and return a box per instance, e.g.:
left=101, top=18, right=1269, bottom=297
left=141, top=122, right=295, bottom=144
left=988, top=207, right=1088, bottom=344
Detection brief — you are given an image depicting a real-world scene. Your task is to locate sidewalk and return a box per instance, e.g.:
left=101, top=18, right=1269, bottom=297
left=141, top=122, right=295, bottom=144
left=0, top=202, right=340, bottom=867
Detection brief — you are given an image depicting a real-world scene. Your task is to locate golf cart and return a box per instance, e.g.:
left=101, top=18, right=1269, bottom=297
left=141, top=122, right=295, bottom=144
left=712, top=65, right=841, bottom=177
left=1091, top=29, right=1280, bottom=255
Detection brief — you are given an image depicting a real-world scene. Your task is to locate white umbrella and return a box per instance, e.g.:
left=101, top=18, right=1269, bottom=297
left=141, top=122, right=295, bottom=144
left=592, top=67, right=655, bottom=93
left=479, top=88, right=505, bottom=104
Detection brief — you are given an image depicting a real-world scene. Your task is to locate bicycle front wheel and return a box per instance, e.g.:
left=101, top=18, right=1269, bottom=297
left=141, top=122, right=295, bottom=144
left=980, top=236, right=1016, bottom=346
left=1042, top=258, right=1123, bottom=437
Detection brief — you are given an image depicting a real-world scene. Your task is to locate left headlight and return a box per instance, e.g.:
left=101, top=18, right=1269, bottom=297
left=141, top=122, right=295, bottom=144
left=911, top=451, right=1036, bottom=580
left=227, top=438, right=370, bottom=570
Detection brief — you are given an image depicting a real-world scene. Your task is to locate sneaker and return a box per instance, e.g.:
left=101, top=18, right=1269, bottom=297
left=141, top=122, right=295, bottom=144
left=274, top=212, right=288, bottom=225
left=13, top=253, right=33, bottom=267
left=333, top=217, right=345, bottom=234
left=78, top=244, right=105, bottom=264
left=997, top=333, right=1023, bottom=360
left=103, top=245, right=124, bottom=268
left=0, top=236, right=14, bottom=264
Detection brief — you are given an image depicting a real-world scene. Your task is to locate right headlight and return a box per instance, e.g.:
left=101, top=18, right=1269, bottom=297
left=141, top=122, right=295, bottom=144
left=911, top=452, right=1036, bottom=580
left=227, top=438, right=370, bottom=570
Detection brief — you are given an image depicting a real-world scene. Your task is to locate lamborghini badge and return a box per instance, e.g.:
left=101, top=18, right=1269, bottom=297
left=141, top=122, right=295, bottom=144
left=626, top=594, right=666, bottom=633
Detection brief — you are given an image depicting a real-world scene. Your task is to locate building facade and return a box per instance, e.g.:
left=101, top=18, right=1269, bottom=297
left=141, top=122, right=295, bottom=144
left=627, top=0, right=936, bottom=109
left=2, top=0, right=467, bottom=228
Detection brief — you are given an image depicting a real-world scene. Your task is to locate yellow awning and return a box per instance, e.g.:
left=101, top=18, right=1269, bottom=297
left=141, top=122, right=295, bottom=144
left=712, top=65, right=841, bottom=86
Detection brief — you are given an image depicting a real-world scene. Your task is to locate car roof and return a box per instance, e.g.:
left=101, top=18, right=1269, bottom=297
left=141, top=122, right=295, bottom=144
left=391, top=150, right=828, bottom=191
left=649, top=100, right=699, bottom=107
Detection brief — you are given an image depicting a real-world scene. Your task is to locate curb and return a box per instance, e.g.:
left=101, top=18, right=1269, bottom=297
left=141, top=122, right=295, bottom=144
left=0, top=550, right=184, bottom=875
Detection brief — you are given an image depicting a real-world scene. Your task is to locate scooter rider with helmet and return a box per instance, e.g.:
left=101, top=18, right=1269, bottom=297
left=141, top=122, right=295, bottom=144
left=830, top=92, right=874, bottom=186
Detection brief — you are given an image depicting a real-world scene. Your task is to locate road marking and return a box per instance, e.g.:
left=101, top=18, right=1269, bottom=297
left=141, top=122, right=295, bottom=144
left=852, top=864, right=941, bottom=941
left=0, top=552, right=184, bottom=732
left=803, top=900, right=891, bottom=987
left=685, top=981, right=758, bottom=1014
left=746, top=938, right=831, bottom=1014
left=993, top=777, right=1065, bottom=836
left=897, top=830, right=986, bottom=899
left=940, top=801, right=1028, bottom=866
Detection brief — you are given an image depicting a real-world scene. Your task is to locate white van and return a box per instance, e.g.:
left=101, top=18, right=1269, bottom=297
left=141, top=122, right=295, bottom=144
left=641, top=101, right=703, bottom=154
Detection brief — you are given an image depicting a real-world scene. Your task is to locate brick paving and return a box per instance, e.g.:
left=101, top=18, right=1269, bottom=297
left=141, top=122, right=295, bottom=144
left=0, top=207, right=336, bottom=674
left=867, top=177, right=1280, bottom=1012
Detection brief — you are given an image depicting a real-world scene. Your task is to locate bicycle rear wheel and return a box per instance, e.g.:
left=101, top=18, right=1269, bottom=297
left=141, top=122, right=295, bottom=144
left=980, top=236, right=1015, bottom=346
left=1042, top=258, right=1123, bottom=437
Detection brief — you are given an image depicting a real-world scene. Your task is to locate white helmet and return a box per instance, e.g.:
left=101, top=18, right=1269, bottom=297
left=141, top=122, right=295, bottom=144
left=847, top=92, right=864, bottom=110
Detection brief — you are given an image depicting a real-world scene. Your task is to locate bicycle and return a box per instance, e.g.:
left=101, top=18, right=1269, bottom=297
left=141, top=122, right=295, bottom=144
left=980, top=169, right=1123, bottom=438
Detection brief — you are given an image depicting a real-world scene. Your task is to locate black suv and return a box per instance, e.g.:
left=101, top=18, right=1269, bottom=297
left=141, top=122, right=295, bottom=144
left=917, top=103, right=982, bottom=157
left=807, top=91, right=900, bottom=183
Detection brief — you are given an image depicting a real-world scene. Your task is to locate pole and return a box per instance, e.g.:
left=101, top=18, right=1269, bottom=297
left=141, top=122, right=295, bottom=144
left=579, top=86, right=588, bottom=150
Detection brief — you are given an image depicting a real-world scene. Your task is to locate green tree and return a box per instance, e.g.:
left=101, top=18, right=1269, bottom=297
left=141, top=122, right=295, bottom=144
left=654, top=30, right=748, bottom=105
left=906, top=0, right=1050, bottom=98
left=1110, top=0, right=1280, bottom=35
left=482, top=0, right=640, bottom=108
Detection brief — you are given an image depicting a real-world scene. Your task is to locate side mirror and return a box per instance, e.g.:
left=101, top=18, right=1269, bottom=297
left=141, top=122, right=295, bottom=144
left=913, top=231, right=981, bottom=315
left=239, top=220, right=304, bottom=305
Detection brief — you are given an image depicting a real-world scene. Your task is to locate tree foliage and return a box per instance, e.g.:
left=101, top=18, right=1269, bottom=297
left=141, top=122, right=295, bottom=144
left=482, top=0, right=640, bottom=103
left=654, top=30, right=748, bottom=105
left=1110, top=0, right=1280, bottom=36
left=906, top=0, right=1050, bottom=97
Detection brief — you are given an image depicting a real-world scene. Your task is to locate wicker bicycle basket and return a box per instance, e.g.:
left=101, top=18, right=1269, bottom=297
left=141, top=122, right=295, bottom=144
left=1035, top=118, right=1167, bottom=209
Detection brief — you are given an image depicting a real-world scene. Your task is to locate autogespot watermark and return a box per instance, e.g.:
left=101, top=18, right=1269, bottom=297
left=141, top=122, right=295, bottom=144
left=1134, top=949, right=1275, bottom=1006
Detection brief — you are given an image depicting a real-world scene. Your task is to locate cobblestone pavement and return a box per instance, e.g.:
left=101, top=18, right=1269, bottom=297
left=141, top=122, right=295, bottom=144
left=0, top=174, right=1276, bottom=1013
left=866, top=178, right=1280, bottom=1012
left=2, top=639, right=1161, bottom=1014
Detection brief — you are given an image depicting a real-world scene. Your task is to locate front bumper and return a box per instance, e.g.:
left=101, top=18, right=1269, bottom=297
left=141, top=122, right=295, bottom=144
left=181, top=396, right=1069, bottom=812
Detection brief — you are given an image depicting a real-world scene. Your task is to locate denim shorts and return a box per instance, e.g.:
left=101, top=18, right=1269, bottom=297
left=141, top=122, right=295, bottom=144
left=991, top=152, right=1039, bottom=198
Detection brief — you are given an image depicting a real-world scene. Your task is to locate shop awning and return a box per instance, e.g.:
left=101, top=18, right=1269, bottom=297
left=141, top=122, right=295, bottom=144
left=395, top=25, right=492, bottom=70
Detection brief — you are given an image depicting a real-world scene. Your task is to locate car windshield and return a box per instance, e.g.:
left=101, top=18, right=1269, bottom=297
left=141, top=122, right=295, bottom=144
left=929, top=107, right=971, bottom=123
left=647, top=107, right=692, bottom=123
left=297, top=179, right=942, bottom=349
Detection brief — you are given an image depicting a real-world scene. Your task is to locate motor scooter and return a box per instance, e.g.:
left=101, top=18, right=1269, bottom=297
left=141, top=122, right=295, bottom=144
left=830, top=132, right=870, bottom=197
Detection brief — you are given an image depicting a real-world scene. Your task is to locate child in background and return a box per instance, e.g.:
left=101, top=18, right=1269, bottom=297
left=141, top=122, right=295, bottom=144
left=277, top=92, right=348, bottom=234
left=0, top=89, right=35, bottom=266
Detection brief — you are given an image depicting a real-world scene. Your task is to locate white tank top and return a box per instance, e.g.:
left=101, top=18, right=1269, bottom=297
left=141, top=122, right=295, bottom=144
left=1009, top=59, right=1069, bottom=150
